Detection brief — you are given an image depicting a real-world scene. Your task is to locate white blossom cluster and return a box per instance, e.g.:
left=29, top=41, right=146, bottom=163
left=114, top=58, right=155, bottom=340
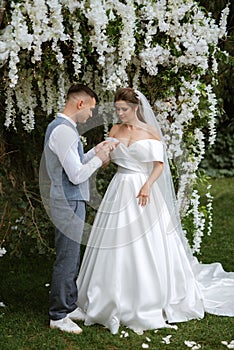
left=206, top=184, right=213, bottom=237
left=155, top=78, right=206, bottom=210
left=221, top=340, right=234, bottom=349
left=206, top=84, right=218, bottom=145
left=186, top=189, right=206, bottom=254
left=154, top=73, right=218, bottom=249
left=0, top=0, right=230, bottom=250
left=0, top=247, right=6, bottom=257
left=71, top=21, right=83, bottom=78
left=140, top=45, right=170, bottom=76
left=136, top=0, right=229, bottom=74
left=184, top=340, right=201, bottom=349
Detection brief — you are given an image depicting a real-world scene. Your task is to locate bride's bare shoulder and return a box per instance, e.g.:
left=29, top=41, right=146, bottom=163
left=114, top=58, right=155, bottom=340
left=108, top=123, right=122, bottom=137
left=144, top=124, right=161, bottom=141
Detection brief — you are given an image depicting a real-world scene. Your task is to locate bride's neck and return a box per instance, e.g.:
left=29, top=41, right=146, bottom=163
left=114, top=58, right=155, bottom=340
left=124, top=122, right=142, bottom=130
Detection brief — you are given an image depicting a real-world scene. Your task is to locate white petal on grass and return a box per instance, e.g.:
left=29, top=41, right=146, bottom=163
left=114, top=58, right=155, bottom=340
left=45, top=283, right=50, bottom=287
left=120, top=330, right=129, bottom=338
left=162, top=335, right=172, bottom=344
left=184, top=341, right=201, bottom=349
left=0, top=302, right=6, bottom=307
left=192, top=345, right=201, bottom=350
left=154, top=330, right=159, bottom=333
left=184, top=340, right=197, bottom=347
left=146, top=337, right=151, bottom=342
left=166, top=324, right=178, bottom=330
left=142, top=344, right=149, bottom=349
left=221, top=340, right=234, bottom=349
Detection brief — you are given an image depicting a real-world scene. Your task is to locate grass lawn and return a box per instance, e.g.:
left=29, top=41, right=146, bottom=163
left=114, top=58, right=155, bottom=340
left=0, top=178, right=234, bottom=350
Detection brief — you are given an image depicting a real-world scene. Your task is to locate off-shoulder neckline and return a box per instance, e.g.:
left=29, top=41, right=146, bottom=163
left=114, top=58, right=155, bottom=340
left=107, top=137, right=162, bottom=149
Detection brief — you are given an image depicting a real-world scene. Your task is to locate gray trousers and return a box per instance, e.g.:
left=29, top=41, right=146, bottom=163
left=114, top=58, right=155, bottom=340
left=49, top=200, right=86, bottom=320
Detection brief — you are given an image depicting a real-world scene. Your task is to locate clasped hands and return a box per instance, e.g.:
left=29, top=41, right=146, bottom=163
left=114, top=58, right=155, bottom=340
left=95, top=140, right=119, bottom=164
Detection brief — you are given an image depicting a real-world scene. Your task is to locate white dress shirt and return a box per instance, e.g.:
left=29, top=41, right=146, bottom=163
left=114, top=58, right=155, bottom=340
left=48, top=113, right=102, bottom=185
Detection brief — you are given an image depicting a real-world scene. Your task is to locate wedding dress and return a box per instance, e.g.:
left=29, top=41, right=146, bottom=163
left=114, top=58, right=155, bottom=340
left=77, top=138, right=234, bottom=334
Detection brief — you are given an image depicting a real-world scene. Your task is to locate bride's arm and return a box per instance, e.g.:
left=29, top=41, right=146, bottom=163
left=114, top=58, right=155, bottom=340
left=101, top=125, right=120, bottom=168
left=136, top=161, right=164, bottom=207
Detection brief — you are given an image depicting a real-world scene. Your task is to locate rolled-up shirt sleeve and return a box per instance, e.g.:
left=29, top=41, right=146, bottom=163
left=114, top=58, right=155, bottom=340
left=48, top=124, right=102, bottom=185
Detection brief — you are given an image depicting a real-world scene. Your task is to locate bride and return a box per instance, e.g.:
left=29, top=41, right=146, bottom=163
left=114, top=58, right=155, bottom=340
left=75, top=88, right=234, bottom=335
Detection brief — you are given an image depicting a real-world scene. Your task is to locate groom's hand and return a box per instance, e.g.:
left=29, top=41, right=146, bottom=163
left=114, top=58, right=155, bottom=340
left=95, top=140, right=119, bottom=153
left=95, top=140, right=119, bottom=166
left=95, top=144, right=110, bottom=164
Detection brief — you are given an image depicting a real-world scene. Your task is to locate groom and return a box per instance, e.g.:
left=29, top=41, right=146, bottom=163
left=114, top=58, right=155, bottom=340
left=44, top=84, right=115, bottom=334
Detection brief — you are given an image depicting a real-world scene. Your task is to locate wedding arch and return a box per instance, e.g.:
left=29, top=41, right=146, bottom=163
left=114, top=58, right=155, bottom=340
left=0, top=0, right=230, bottom=254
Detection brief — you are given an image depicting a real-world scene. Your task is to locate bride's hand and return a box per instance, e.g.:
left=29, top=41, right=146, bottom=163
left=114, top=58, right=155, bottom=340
left=136, top=182, right=150, bottom=207
left=95, top=140, right=119, bottom=153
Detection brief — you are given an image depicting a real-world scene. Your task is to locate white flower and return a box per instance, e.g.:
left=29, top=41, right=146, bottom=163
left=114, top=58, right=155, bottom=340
left=219, top=5, right=230, bottom=38
left=165, top=324, right=178, bottom=330
left=120, top=330, right=129, bottom=338
left=222, top=340, right=234, bottom=349
left=185, top=340, right=197, bottom=347
left=162, top=335, right=172, bottom=344
left=0, top=302, right=6, bottom=307
left=0, top=41, right=7, bottom=52
left=71, top=21, right=83, bottom=77
left=0, top=51, right=9, bottom=61
left=0, top=247, right=7, bottom=257
left=140, top=45, right=170, bottom=76
left=142, top=343, right=149, bottom=349
left=205, top=84, right=218, bottom=145
left=184, top=340, right=201, bottom=349
left=64, top=0, right=85, bottom=13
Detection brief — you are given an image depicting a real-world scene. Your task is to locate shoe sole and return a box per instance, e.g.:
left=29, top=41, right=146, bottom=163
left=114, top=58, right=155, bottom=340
left=50, top=325, right=83, bottom=334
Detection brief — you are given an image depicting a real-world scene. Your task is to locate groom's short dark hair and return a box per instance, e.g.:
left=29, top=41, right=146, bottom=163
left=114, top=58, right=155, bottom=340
left=67, top=84, right=99, bottom=103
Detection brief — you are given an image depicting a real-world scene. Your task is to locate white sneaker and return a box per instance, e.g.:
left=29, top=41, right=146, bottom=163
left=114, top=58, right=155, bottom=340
left=67, top=307, right=86, bottom=321
left=50, top=316, right=82, bottom=334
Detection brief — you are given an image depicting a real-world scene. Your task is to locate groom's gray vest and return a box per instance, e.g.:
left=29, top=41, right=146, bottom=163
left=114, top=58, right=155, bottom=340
left=44, top=115, right=89, bottom=201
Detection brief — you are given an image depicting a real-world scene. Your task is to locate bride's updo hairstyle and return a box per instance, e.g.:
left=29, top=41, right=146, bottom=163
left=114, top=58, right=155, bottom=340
left=114, top=87, right=146, bottom=123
